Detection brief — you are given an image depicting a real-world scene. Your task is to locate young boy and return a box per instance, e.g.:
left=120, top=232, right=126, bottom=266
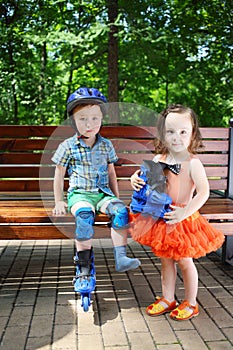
left=52, top=87, right=140, bottom=296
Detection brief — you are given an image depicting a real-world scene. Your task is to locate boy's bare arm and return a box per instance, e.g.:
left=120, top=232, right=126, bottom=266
left=108, top=163, right=119, bottom=198
left=53, top=165, right=68, bottom=215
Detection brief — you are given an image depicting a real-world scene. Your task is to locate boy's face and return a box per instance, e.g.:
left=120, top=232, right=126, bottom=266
left=73, top=104, right=103, bottom=138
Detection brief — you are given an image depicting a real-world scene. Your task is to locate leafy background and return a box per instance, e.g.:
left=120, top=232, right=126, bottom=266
left=0, top=0, right=232, bottom=126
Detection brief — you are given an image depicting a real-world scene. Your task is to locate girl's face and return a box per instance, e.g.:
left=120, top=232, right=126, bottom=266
left=164, top=112, right=193, bottom=154
left=73, top=105, right=103, bottom=138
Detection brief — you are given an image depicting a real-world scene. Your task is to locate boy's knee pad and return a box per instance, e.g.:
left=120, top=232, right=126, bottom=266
left=75, top=208, right=95, bottom=240
left=106, top=199, right=128, bottom=229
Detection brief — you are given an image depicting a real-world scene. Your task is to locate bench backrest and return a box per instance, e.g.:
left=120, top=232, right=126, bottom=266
left=0, top=125, right=232, bottom=199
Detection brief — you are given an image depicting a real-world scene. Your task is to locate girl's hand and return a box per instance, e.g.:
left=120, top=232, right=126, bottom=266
left=53, top=201, right=68, bottom=215
left=130, top=170, right=145, bottom=191
left=163, top=205, right=186, bottom=225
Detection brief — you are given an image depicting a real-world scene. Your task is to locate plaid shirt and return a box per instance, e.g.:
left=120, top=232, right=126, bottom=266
left=52, top=133, right=118, bottom=195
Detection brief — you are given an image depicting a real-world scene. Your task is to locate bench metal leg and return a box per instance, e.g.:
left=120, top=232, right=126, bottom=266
left=222, top=236, right=228, bottom=265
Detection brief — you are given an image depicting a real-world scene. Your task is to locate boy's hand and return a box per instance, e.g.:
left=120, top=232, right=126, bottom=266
left=53, top=201, right=68, bottom=215
left=130, top=170, right=145, bottom=191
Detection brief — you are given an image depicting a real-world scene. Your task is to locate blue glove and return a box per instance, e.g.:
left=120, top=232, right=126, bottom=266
left=142, top=188, right=172, bottom=219
left=130, top=160, right=172, bottom=220
left=130, top=165, right=148, bottom=213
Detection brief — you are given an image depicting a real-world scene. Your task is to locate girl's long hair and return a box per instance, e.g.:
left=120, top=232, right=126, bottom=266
left=154, top=104, right=204, bottom=154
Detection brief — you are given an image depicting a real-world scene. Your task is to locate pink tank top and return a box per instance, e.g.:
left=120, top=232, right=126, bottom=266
left=158, top=155, right=196, bottom=205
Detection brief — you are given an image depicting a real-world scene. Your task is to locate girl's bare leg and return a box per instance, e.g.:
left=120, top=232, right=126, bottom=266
left=161, top=257, right=177, bottom=302
left=178, top=257, right=198, bottom=306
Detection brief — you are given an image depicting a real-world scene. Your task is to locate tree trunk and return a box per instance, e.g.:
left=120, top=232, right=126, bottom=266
left=40, top=41, right=47, bottom=124
left=107, top=0, right=119, bottom=123
left=8, top=43, right=18, bottom=124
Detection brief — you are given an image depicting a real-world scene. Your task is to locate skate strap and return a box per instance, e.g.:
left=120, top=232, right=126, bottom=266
left=76, top=273, right=91, bottom=279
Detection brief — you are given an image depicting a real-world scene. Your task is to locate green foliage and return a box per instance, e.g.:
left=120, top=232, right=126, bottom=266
left=0, top=0, right=232, bottom=126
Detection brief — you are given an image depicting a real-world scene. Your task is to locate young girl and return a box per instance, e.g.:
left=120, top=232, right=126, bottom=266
left=130, top=104, right=225, bottom=321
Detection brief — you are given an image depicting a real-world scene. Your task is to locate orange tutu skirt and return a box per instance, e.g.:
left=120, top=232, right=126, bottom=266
left=129, top=211, right=225, bottom=260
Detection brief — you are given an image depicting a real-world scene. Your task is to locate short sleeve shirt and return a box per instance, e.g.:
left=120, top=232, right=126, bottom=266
left=52, top=133, right=118, bottom=195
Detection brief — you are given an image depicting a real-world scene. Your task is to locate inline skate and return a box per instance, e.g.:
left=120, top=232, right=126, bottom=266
left=73, top=248, right=96, bottom=312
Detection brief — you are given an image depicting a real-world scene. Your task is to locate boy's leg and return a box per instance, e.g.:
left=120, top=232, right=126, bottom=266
left=111, top=227, right=141, bottom=272
left=99, top=198, right=141, bottom=272
left=71, top=201, right=95, bottom=242
left=71, top=201, right=96, bottom=293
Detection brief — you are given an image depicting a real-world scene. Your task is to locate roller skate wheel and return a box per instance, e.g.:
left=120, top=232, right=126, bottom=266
left=82, top=295, right=90, bottom=312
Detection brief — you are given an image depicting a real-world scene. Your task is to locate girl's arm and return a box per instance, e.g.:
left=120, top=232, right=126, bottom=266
left=164, top=158, right=210, bottom=224
left=108, top=163, right=120, bottom=197
left=130, top=169, right=146, bottom=191
left=130, top=156, right=160, bottom=191
left=53, top=164, right=68, bottom=215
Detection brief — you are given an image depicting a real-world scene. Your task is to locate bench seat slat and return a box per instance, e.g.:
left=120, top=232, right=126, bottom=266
left=202, top=222, right=233, bottom=235
left=0, top=225, right=111, bottom=240
left=0, top=221, right=232, bottom=240
left=0, top=197, right=232, bottom=241
left=1, top=197, right=232, bottom=222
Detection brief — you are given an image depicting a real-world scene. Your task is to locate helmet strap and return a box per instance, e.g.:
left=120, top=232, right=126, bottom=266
left=78, top=134, right=89, bottom=139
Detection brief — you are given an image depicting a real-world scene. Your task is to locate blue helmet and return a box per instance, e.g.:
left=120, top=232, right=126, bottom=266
left=67, top=87, right=107, bottom=115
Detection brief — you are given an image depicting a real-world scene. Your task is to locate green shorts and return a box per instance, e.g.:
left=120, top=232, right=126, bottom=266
left=67, top=190, right=117, bottom=212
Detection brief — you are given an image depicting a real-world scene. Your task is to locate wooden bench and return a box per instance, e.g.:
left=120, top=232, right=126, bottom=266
left=0, top=123, right=233, bottom=263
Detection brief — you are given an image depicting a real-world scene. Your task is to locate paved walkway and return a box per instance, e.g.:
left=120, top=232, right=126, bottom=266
left=0, top=239, right=232, bottom=350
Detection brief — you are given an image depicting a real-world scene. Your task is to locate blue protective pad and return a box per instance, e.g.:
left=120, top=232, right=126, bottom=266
left=75, top=208, right=95, bottom=240
left=106, top=199, right=129, bottom=229
left=130, top=161, right=172, bottom=219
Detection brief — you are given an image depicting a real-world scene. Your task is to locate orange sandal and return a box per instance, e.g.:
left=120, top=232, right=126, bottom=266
left=146, top=296, right=177, bottom=317
left=170, top=300, right=199, bottom=321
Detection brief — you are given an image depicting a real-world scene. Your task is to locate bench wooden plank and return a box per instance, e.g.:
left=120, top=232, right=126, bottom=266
left=0, top=179, right=229, bottom=193
left=0, top=139, right=48, bottom=151
left=0, top=225, right=112, bottom=240
left=0, top=125, right=229, bottom=138
left=0, top=221, right=232, bottom=240
left=0, top=197, right=232, bottom=237
left=0, top=125, right=60, bottom=137
left=1, top=197, right=232, bottom=221
left=200, top=127, right=229, bottom=138
left=0, top=153, right=44, bottom=164
left=1, top=164, right=229, bottom=179
left=1, top=152, right=228, bottom=167
left=0, top=178, right=229, bottom=192
left=202, top=222, right=233, bottom=235
left=0, top=137, right=229, bottom=153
